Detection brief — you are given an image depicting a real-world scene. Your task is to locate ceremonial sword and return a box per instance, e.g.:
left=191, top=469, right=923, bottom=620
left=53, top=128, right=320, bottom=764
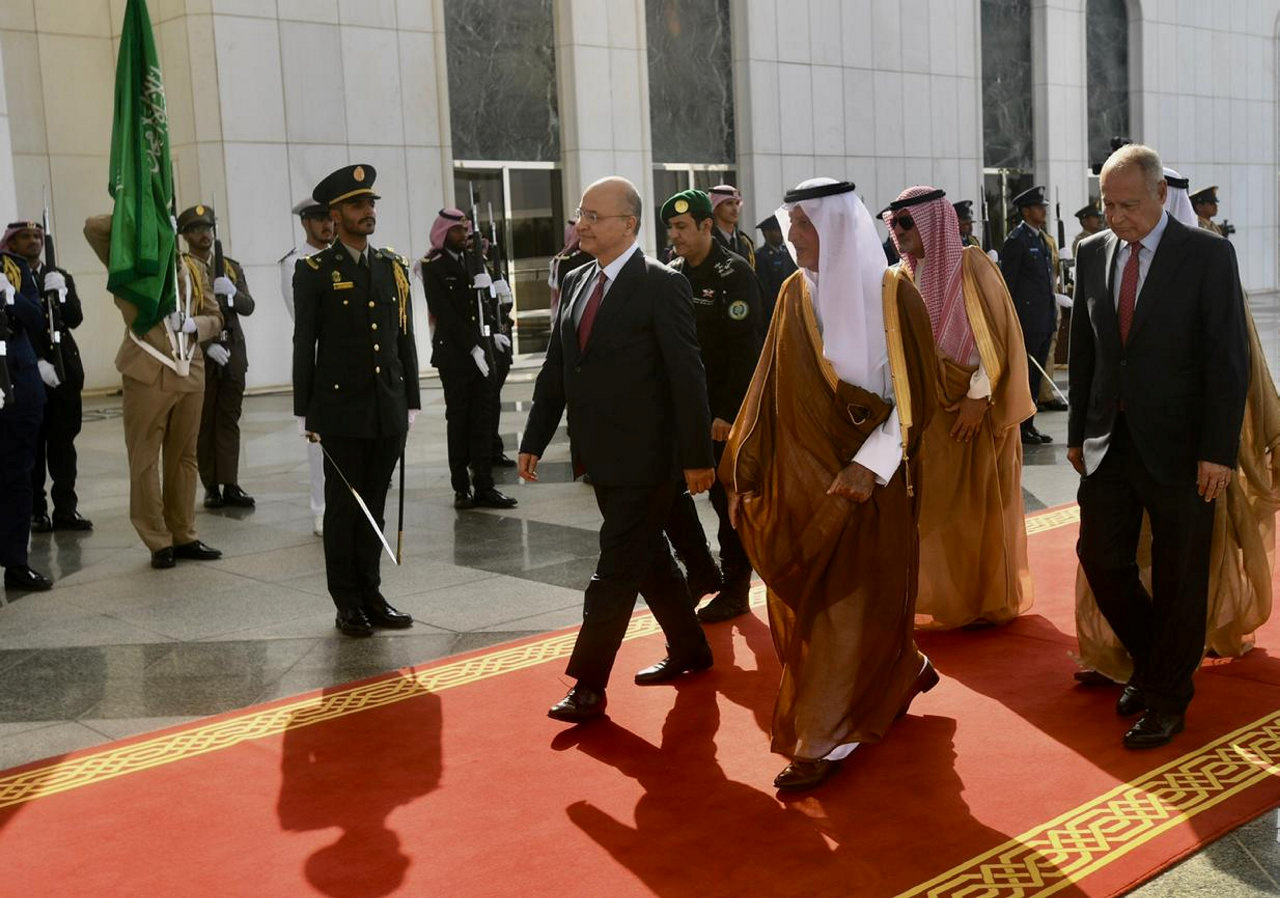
left=313, top=438, right=399, bottom=565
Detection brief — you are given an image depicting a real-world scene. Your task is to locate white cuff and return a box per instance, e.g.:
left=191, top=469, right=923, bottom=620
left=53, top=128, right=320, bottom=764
left=967, top=363, right=992, bottom=400
left=852, top=406, right=902, bottom=485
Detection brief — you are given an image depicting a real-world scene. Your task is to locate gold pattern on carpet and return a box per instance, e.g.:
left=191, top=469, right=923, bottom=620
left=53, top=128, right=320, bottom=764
left=0, top=507, right=1074, bottom=811
left=896, top=710, right=1280, bottom=897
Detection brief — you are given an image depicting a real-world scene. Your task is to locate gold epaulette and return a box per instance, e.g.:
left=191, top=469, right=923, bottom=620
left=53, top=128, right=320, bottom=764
left=2, top=255, right=21, bottom=290
left=304, top=254, right=321, bottom=270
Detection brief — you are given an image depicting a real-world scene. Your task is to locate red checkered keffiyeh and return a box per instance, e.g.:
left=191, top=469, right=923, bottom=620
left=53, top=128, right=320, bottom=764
left=884, top=186, right=975, bottom=365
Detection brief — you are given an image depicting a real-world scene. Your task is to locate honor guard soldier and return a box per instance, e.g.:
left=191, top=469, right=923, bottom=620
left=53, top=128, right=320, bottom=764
left=954, top=200, right=982, bottom=249
left=279, top=197, right=335, bottom=537
left=420, top=208, right=518, bottom=510
left=292, top=163, right=421, bottom=637
left=177, top=204, right=256, bottom=510
left=1000, top=185, right=1058, bottom=444
left=1072, top=203, right=1105, bottom=257
left=1189, top=185, right=1224, bottom=236
left=661, top=189, right=763, bottom=622
left=0, top=248, right=54, bottom=591
left=708, top=184, right=757, bottom=269
left=1, top=221, right=91, bottom=533
left=754, top=214, right=797, bottom=324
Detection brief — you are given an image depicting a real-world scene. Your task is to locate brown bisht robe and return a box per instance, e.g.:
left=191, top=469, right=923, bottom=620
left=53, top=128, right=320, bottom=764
left=1075, top=306, right=1280, bottom=680
left=915, top=247, right=1036, bottom=629
left=720, top=268, right=936, bottom=761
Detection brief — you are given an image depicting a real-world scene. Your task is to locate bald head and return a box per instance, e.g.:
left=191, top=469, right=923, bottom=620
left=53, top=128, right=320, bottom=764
left=578, top=176, right=643, bottom=266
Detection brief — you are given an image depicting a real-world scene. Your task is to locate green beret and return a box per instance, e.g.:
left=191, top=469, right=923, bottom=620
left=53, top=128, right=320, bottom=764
left=661, top=189, right=712, bottom=224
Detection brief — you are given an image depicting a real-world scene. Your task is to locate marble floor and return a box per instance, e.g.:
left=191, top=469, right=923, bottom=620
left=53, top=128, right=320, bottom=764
left=2, top=294, right=1279, bottom=894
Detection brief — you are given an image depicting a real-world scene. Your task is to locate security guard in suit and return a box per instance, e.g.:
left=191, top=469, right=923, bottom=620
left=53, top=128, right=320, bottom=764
left=954, top=200, right=983, bottom=249
left=661, top=189, right=763, bottom=623
left=0, top=250, right=53, bottom=591
left=1000, top=185, right=1057, bottom=445
left=753, top=214, right=797, bottom=324
left=1189, top=185, right=1224, bottom=236
left=420, top=209, right=517, bottom=510
left=292, top=163, right=421, bottom=637
left=0, top=221, right=91, bottom=532
left=176, top=204, right=257, bottom=510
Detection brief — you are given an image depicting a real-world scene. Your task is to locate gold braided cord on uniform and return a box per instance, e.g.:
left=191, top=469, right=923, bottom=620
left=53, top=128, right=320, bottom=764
left=180, top=254, right=204, bottom=308
left=391, top=258, right=410, bottom=332
left=2, top=256, right=20, bottom=290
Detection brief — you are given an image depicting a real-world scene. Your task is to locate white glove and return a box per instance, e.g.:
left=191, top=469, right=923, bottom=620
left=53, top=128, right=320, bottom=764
left=408, top=409, right=419, bottom=431
left=213, top=276, right=237, bottom=308
left=493, top=278, right=512, bottom=301
left=470, top=345, right=490, bottom=378
left=471, top=271, right=493, bottom=291
left=166, top=310, right=197, bottom=334
left=206, top=343, right=231, bottom=367
left=37, top=359, right=61, bottom=388
left=0, top=278, right=14, bottom=305
left=1054, top=292, right=1074, bottom=310
left=42, top=271, right=66, bottom=294
left=494, top=333, right=511, bottom=352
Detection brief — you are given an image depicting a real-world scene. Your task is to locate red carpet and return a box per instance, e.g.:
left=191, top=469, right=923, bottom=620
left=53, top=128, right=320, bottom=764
left=2, top=507, right=1279, bottom=897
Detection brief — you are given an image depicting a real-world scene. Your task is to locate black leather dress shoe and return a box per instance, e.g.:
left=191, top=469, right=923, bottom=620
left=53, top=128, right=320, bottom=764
left=221, top=484, right=255, bottom=508
left=335, top=608, right=374, bottom=637
left=173, top=540, right=223, bottom=561
left=493, top=453, right=518, bottom=468
left=697, top=575, right=750, bottom=622
left=897, top=656, right=941, bottom=718
left=473, top=488, right=518, bottom=509
left=1116, top=684, right=1146, bottom=717
left=686, top=564, right=722, bottom=604
left=30, top=513, right=52, bottom=533
left=203, top=487, right=224, bottom=508
left=1123, top=710, right=1184, bottom=749
left=635, top=645, right=714, bottom=685
left=547, top=686, right=607, bottom=722
left=1037, top=398, right=1069, bottom=412
left=51, top=512, right=93, bottom=531
left=364, top=595, right=413, bottom=629
left=774, top=758, right=840, bottom=791
left=454, top=491, right=475, bottom=509
left=151, top=547, right=176, bottom=569
left=3, top=565, right=53, bottom=591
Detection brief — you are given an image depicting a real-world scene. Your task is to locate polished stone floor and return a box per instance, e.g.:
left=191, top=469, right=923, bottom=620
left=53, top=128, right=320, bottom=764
left=2, top=294, right=1278, bottom=894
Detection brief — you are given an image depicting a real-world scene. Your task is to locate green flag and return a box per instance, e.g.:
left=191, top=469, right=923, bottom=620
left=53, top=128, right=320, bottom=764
left=107, top=0, right=177, bottom=337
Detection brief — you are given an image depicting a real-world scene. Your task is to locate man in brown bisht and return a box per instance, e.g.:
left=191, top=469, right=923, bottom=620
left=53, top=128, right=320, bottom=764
left=720, top=178, right=939, bottom=791
left=883, top=186, right=1036, bottom=630
left=1074, top=171, right=1280, bottom=685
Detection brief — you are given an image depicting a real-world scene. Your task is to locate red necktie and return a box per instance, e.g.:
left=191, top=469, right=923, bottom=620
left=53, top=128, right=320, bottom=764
left=1117, top=241, right=1141, bottom=344
left=577, top=272, right=607, bottom=352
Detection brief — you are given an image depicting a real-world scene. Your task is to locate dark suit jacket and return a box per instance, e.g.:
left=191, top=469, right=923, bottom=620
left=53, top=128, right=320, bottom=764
left=292, top=244, right=420, bottom=438
left=1000, top=221, right=1057, bottom=336
left=520, top=249, right=714, bottom=486
left=1067, top=214, right=1249, bottom=484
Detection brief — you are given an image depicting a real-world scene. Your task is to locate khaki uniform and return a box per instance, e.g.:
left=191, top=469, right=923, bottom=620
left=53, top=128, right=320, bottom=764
left=84, top=215, right=224, bottom=551
left=1197, top=216, right=1224, bottom=236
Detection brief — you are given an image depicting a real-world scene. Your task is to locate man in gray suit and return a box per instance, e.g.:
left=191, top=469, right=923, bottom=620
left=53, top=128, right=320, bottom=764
left=1068, top=144, right=1250, bottom=749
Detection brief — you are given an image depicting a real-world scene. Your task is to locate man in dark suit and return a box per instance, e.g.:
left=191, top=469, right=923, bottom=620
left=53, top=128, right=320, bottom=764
left=293, top=164, right=421, bottom=638
left=1069, top=144, right=1250, bottom=749
left=518, top=176, right=716, bottom=723
left=1001, top=186, right=1057, bottom=444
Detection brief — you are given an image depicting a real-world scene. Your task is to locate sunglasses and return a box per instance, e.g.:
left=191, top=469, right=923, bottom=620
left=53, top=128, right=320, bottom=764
left=890, top=214, right=915, bottom=231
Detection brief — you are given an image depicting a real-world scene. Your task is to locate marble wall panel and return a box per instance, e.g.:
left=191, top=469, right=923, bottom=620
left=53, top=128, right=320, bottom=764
left=445, top=0, right=558, bottom=161
left=646, top=0, right=734, bottom=163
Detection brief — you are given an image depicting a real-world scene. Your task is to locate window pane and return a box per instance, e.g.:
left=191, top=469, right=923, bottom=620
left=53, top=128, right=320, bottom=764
left=980, top=0, right=1034, bottom=171
left=647, top=0, right=735, bottom=164
left=1086, top=0, right=1130, bottom=168
left=445, top=0, right=560, bottom=162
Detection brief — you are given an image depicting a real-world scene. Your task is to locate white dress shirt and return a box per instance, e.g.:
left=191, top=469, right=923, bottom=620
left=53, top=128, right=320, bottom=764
left=1111, top=210, right=1170, bottom=310
left=572, top=241, right=640, bottom=326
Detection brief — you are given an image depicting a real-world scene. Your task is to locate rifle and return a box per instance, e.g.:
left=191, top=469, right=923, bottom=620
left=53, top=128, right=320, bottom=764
left=486, top=201, right=510, bottom=284
left=212, top=219, right=232, bottom=347
left=980, top=193, right=992, bottom=253
left=41, top=189, right=67, bottom=384
left=467, top=183, right=497, bottom=381
left=0, top=296, right=11, bottom=406
left=1054, top=187, right=1073, bottom=294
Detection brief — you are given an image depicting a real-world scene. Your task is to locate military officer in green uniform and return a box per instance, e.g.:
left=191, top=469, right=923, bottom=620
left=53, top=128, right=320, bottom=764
left=292, top=164, right=421, bottom=637
left=661, top=189, right=763, bottom=622
left=177, top=204, right=257, bottom=510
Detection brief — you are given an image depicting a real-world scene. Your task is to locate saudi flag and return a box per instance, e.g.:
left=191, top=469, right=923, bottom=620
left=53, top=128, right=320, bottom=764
left=107, top=0, right=177, bottom=336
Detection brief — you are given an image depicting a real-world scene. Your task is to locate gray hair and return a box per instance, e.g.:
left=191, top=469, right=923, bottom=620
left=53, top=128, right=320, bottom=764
left=1101, top=144, right=1165, bottom=194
